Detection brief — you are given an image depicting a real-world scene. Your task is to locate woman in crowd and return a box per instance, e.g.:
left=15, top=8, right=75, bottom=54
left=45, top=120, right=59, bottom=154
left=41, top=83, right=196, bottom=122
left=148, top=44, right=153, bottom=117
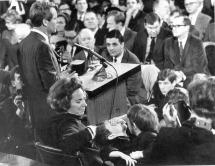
left=44, top=77, right=96, bottom=155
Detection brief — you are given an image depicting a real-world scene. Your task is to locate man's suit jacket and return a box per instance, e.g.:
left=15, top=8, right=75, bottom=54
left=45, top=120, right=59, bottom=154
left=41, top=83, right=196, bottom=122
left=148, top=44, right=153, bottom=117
left=133, top=27, right=172, bottom=69
left=124, top=28, right=137, bottom=52
left=128, top=10, right=146, bottom=32
left=163, top=35, right=208, bottom=85
left=17, top=31, right=58, bottom=132
left=204, top=22, right=215, bottom=42
left=194, top=12, right=212, bottom=39
left=102, top=48, right=142, bottom=105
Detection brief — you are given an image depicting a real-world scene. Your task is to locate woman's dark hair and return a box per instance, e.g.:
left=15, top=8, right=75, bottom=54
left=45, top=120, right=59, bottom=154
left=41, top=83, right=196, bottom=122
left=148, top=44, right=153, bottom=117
left=47, top=77, right=83, bottom=113
left=29, top=1, right=54, bottom=27
left=188, top=79, right=215, bottom=119
left=94, top=121, right=111, bottom=147
left=127, top=104, right=159, bottom=132
left=157, top=69, right=178, bottom=83
left=57, top=12, right=70, bottom=25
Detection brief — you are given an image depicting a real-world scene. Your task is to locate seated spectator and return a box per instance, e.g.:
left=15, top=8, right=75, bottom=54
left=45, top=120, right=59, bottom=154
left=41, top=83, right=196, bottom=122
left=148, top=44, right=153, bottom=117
left=106, top=10, right=137, bottom=52
left=133, top=12, right=172, bottom=68
left=145, top=78, right=215, bottom=164
left=184, top=0, right=211, bottom=39
left=58, top=2, right=72, bottom=17
left=148, top=69, right=186, bottom=121
left=44, top=77, right=97, bottom=155
left=125, top=0, right=146, bottom=32
left=163, top=15, right=208, bottom=86
left=102, top=30, right=142, bottom=105
left=94, top=104, right=159, bottom=166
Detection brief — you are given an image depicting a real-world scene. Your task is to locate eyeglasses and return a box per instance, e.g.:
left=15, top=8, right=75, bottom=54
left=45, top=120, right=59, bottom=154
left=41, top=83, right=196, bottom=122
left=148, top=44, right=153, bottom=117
left=185, top=2, right=198, bottom=6
left=170, top=24, right=187, bottom=28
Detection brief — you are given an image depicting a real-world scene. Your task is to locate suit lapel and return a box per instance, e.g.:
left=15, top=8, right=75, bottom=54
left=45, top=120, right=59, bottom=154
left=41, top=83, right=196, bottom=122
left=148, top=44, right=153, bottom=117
left=170, top=38, right=181, bottom=65
left=181, top=35, right=191, bottom=62
left=121, top=49, right=129, bottom=63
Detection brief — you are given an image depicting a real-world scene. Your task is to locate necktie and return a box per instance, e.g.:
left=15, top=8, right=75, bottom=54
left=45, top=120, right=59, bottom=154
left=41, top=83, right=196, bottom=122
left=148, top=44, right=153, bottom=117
left=145, top=37, right=155, bottom=63
left=179, top=41, right=183, bottom=57
left=113, top=57, right=117, bottom=63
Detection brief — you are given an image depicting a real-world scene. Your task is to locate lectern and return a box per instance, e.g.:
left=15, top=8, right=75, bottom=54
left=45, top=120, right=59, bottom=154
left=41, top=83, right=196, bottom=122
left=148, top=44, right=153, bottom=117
left=80, top=63, right=141, bottom=124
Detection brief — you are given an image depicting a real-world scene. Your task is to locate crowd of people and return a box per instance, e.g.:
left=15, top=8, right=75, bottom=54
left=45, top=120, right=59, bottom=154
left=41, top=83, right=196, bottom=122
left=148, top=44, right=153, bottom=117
left=0, top=0, right=215, bottom=165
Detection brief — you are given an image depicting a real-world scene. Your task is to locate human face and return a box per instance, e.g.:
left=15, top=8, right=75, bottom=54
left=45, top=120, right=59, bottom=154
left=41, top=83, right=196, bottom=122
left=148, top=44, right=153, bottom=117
left=145, top=20, right=161, bottom=37
left=106, top=16, right=117, bottom=31
left=68, top=88, right=87, bottom=116
left=11, top=73, right=23, bottom=90
left=59, top=4, right=72, bottom=16
left=56, top=16, right=66, bottom=32
left=78, top=30, right=95, bottom=49
left=158, top=78, right=175, bottom=96
left=105, top=120, right=127, bottom=138
left=47, top=7, right=58, bottom=34
left=154, top=0, right=170, bottom=22
left=84, top=12, right=99, bottom=31
left=106, top=38, right=124, bottom=57
left=170, top=17, right=189, bottom=38
left=76, top=0, right=88, bottom=13
left=185, top=0, right=201, bottom=14
left=126, top=0, right=138, bottom=9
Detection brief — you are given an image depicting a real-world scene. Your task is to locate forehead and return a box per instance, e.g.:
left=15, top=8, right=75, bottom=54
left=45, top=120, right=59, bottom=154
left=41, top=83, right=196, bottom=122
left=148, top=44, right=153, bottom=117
left=50, top=7, right=57, bottom=18
left=145, top=20, right=160, bottom=27
left=185, top=0, right=198, bottom=3
left=85, top=12, right=97, bottom=19
left=71, top=88, right=85, bottom=99
left=106, top=38, right=121, bottom=44
left=107, top=16, right=115, bottom=22
left=79, top=30, right=94, bottom=38
left=127, top=0, right=137, bottom=3
left=158, top=78, right=171, bottom=83
left=171, top=17, right=184, bottom=24
left=59, top=4, right=70, bottom=9
left=77, top=0, right=87, bottom=4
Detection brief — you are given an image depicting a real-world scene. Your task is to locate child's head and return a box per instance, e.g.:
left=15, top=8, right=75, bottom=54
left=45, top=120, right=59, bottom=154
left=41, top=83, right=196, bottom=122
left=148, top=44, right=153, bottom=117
left=127, top=104, right=159, bottom=136
left=10, top=66, right=23, bottom=90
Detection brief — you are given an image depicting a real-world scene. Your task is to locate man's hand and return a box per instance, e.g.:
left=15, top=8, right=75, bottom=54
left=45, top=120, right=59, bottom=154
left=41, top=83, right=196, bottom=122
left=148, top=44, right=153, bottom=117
left=120, top=153, right=137, bottom=166
left=130, top=151, right=144, bottom=160
left=162, top=103, right=178, bottom=127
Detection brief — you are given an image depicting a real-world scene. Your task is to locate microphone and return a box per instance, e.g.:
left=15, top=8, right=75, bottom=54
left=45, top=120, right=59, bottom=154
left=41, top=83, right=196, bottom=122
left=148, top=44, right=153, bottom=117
left=73, top=43, right=111, bottom=66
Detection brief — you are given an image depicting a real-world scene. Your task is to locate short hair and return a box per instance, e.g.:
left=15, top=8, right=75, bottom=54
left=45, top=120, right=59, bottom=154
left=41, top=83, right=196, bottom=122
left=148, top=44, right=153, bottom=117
left=1, top=9, right=22, bottom=23
left=126, top=0, right=140, bottom=3
left=165, top=87, right=189, bottom=105
left=106, top=29, right=124, bottom=43
left=29, top=1, right=54, bottom=27
left=157, top=69, right=178, bottom=83
left=57, top=12, right=70, bottom=25
left=94, top=121, right=111, bottom=147
left=47, top=77, right=83, bottom=113
left=107, top=10, right=126, bottom=26
left=127, top=104, right=159, bottom=132
left=188, top=79, right=215, bottom=118
left=10, top=65, right=21, bottom=82
left=144, top=12, right=160, bottom=25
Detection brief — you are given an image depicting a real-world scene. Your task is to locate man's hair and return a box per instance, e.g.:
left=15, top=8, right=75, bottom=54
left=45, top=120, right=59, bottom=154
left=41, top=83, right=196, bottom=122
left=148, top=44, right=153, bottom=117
left=107, top=10, right=126, bottom=26
left=144, top=12, right=160, bottom=25
left=106, top=29, right=124, bottom=43
left=10, top=65, right=21, bottom=82
left=166, top=87, right=189, bottom=105
left=126, top=0, right=140, bottom=3
left=47, top=77, right=83, bottom=113
left=127, top=104, right=159, bottom=132
left=157, top=69, right=178, bottom=83
left=29, top=1, right=54, bottom=27
left=94, top=121, right=111, bottom=147
left=188, top=79, right=215, bottom=119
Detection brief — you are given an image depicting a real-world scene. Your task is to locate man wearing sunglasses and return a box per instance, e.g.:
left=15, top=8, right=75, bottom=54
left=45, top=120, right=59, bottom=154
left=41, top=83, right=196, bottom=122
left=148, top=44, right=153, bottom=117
left=163, top=14, right=208, bottom=87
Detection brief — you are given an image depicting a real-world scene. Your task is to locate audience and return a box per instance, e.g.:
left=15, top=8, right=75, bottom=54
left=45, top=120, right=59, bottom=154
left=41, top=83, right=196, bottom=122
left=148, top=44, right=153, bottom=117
left=0, top=0, right=214, bottom=165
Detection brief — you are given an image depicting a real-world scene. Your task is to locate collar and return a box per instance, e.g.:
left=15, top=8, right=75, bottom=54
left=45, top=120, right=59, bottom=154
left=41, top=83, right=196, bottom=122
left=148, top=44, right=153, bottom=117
left=113, top=50, right=124, bottom=63
left=91, top=27, right=99, bottom=36
left=178, top=34, right=189, bottom=49
left=189, top=8, right=201, bottom=25
left=31, top=28, right=49, bottom=43
left=120, top=26, right=126, bottom=36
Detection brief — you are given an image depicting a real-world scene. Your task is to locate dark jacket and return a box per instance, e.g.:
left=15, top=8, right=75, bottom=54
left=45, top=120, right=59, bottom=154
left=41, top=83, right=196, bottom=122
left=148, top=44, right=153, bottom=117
left=128, top=10, right=146, bottom=32
left=17, top=31, right=58, bottom=132
left=133, top=27, right=172, bottom=69
left=147, top=119, right=215, bottom=164
left=45, top=113, right=92, bottom=155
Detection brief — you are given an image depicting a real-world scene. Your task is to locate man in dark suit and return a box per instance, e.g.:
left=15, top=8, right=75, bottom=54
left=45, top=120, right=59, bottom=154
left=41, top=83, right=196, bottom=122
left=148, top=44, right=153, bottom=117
left=17, top=1, right=59, bottom=139
left=163, top=15, right=208, bottom=86
left=106, top=10, right=137, bottom=52
left=133, top=12, right=172, bottom=69
left=102, top=30, right=142, bottom=105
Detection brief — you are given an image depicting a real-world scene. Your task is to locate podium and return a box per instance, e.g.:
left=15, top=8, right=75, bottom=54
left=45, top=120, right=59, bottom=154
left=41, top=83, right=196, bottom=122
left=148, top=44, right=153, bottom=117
left=80, top=63, right=141, bottom=124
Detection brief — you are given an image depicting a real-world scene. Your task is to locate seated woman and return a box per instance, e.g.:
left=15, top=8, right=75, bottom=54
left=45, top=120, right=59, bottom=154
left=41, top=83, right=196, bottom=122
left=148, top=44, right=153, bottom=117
left=94, top=104, right=159, bottom=166
left=44, top=77, right=96, bottom=155
left=148, top=69, right=185, bottom=121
